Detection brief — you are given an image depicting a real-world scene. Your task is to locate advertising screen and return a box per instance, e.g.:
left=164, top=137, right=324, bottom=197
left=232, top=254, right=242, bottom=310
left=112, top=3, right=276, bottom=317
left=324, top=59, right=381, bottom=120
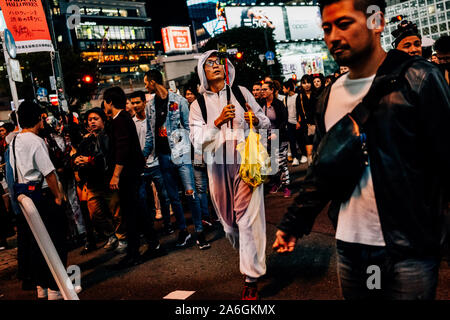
left=161, top=26, right=193, bottom=53
left=224, top=6, right=286, bottom=41
left=0, top=0, right=54, bottom=54
left=286, top=6, right=324, bottom=40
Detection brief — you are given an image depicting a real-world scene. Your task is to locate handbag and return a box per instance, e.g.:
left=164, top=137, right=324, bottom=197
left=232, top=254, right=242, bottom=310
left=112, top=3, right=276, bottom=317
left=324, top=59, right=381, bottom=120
left=310, top=108, right=369, bottom=202
left=299, top=93, right=316, bottom=136
left=12, top=137, right=44, bottom=204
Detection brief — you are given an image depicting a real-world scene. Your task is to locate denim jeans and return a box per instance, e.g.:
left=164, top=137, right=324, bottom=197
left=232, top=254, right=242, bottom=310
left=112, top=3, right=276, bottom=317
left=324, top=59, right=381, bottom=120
left=193, top=164, right=210, bottom=219
left=138, top=165, right=172, bottom=228
left=336, top=240, right=440, bottom=300
left=158, top=153, right=203, bottom=232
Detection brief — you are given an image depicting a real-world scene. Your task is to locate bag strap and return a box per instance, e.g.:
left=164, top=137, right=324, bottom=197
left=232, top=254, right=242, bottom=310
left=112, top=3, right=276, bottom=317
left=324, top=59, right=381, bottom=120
left=351, top=55, right=423, bottom=126
left=199, top=85, right=249, bottom=124
left=230, top=85, right=248, bottom=112
left=197, top=94, right=208, bottom=123
left=300, top=92, right=308, bottom=122
left=12, top=136, right=18, bottom=184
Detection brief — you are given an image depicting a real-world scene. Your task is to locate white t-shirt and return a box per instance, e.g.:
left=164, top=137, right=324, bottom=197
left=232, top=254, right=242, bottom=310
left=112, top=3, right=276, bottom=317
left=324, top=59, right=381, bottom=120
left=9, top=132, right=55, bottom=189
left=325, top=73, right=386, bottom=247
left=133, top=114, right=159, bottom=167
left=133, top=115, right=147, bottom=150
left=285, top=94, right=298, bottom=124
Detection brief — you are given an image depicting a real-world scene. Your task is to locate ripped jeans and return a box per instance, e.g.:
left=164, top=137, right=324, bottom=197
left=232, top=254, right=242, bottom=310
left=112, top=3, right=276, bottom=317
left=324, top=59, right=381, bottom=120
left=158, top=153, right=203, bottom=232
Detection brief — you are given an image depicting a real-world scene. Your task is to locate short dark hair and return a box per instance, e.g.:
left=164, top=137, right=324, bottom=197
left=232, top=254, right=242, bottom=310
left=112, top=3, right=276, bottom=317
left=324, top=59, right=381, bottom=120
left=434, top=35, right=450, bottom=54
left=103, top=86, right=127, bottom=110
left=253, top=82, right=262, bottom=87
left=1, top=122, right=15, bottom=134
left=85, top=107, right=106, bottom=123
left=17, top=100, right=42, bottom=129
left=145, top=69, right=163, bottom=85
left=319, top=0, right=386, bottom=15
left=129, top=90, right=146, bottom=102
left=283, top=79, right=295, bottom=91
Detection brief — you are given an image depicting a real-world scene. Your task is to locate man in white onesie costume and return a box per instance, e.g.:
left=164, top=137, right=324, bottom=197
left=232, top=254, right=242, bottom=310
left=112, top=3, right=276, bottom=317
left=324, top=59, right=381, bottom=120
left=189, top=50, right=271, bottom=300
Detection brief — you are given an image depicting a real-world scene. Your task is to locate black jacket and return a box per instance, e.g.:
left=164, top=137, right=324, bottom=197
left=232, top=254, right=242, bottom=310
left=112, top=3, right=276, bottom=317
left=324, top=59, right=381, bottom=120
left=278, top=50, right=450, bottom=260
left=75, top=131, right=111, bottom=189
left=109, top=110, right=145, bottom=178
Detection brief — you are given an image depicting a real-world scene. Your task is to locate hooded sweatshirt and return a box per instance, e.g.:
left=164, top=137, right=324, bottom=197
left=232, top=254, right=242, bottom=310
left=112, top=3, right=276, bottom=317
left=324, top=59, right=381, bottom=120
left=189, top=50, right=270, bottom=161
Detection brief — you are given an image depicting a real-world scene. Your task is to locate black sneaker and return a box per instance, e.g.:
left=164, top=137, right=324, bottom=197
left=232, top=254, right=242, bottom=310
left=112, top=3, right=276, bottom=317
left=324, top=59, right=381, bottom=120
left=195, top=231, right=211, bottom=250
left=163, top=224, right=175, bottom=235
left=142, top=242, right=166, bottom=261
left=176, top=229, right=191, bottom=247
left=80, top=242, right=97, bottom=255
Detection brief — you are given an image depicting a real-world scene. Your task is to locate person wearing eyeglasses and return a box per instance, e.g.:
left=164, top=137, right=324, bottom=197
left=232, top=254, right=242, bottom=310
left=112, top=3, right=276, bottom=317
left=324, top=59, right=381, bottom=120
left=189, top=50, right=270, bottom=300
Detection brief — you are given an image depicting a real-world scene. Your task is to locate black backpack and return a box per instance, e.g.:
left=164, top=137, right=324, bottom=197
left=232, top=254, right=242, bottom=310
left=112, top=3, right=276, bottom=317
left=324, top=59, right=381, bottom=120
left=196, top=85, right=248, bottom=123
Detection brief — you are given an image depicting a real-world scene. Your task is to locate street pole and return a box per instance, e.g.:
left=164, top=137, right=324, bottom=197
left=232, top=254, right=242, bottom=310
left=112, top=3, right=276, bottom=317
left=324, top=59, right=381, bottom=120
left=263, top=29, right=274, bottom=78
left=1, top=31, right=20, bottom=111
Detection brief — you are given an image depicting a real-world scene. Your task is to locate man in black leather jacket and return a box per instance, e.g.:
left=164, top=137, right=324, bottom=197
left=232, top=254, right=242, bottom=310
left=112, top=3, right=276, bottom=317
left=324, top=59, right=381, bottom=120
left=273, top=0, right=450, bottom=300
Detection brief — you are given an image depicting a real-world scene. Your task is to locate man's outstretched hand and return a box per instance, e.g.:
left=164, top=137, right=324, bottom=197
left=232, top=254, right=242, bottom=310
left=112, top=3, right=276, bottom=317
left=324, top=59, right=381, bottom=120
left=273, top=230, right=297, bottom=253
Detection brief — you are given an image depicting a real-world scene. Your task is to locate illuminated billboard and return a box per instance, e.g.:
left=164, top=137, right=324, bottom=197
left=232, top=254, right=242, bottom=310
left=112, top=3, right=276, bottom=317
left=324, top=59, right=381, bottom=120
left=224, top=6, right=287, bottom=41
left=161, top=26, right=193, bottom=53
left=225, top=6, right=324, bottom=42
left=286, top=6, right=323, bottom=40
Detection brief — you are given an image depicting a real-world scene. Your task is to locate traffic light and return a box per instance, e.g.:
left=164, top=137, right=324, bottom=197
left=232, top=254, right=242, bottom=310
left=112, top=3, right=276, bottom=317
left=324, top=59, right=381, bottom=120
left=82, top=75, right=93, bottom=84
left=390, top=15, right=404, bottom=23
left=292, top=74, right=297, bottom=81
left=236, top=52, right=243, bottom=60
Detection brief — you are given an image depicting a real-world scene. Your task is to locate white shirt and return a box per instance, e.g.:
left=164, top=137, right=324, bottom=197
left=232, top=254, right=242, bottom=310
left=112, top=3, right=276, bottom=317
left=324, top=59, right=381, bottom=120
left=133, top=115, right=147, bottom=150
left=132, top=114, right=159, bottom=167
left=9, top=132, right=55, bottom=189
left=285, top=93, right=298, bottom=124
left=326, top=73, right=386, bottom=247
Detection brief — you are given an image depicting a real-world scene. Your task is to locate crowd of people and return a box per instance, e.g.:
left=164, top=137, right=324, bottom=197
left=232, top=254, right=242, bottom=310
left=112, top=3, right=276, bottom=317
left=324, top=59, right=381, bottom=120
left=0, top=0, right=449, bottom=301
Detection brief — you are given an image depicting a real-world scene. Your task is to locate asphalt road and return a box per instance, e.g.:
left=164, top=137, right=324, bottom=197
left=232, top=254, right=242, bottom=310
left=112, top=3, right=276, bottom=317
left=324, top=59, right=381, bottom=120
left=0, top=163, right=449, bottom=301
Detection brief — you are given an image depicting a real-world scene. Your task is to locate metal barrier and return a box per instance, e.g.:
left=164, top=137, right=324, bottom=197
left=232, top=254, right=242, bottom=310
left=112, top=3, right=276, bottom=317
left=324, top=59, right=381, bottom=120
left=17, top=194, right=79, bottom=300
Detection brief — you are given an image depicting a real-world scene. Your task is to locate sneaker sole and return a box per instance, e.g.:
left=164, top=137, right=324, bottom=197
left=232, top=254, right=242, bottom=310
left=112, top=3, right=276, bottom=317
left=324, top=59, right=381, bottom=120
left=196, top=242, right=211, bottom=250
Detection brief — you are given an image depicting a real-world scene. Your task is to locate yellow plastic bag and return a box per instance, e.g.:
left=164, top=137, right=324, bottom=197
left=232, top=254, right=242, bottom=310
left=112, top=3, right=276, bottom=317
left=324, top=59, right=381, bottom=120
left=236, top=114, right=271, bottom=188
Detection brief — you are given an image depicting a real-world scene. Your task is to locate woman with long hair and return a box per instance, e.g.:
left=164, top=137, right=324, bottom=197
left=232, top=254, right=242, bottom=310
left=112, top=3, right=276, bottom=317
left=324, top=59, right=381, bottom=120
left=260, top=81, right=291, bottom=198
left=297, top=74, right=317, bottom=165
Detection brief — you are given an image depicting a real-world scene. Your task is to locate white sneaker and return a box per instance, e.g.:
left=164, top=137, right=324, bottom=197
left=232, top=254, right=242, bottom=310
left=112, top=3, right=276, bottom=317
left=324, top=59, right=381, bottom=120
left=37, top=286, right=48, bottom=299
left=48, top=289, right=63, bottom=300
left=292, top=158, right=300, bottom=166
left=115, top=240, right=128, bottom=254
left=103, top=236, right=118, bottom=251
left=300, top=156, right=308, bottom=164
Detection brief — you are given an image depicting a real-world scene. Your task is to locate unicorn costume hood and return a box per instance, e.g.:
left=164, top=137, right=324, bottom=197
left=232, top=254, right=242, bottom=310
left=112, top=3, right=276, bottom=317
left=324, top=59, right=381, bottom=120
left=197, top=50, right=236, bottom=94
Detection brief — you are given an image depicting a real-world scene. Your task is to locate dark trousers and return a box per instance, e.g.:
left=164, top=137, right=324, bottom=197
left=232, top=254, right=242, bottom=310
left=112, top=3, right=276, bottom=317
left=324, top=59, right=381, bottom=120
left=18, top=189, right=68, bottom=290
left=287, top=123, right=307, bottom=159
left=336, top=240, right=440, bottom=300
left=119, top=175, right=158, bottom=257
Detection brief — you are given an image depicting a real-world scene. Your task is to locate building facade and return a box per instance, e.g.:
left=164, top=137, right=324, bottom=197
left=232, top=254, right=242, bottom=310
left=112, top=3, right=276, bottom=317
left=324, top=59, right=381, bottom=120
left=382, top=0, right=450, bottom=50
left=49, top=0, right=154, bottom=90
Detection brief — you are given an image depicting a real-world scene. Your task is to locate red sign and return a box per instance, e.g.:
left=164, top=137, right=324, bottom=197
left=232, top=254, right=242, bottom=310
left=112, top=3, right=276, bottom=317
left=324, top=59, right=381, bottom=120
left=161, top=26, right=192, bottom=53
left=0, top=0, right=53, bottom=53
left=49, top=94, right=58, bottom=106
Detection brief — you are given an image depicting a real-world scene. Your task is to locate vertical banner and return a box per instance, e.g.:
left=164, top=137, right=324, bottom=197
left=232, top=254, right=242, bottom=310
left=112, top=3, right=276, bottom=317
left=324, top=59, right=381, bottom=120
left=0, top=0, right=54, bottom=53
